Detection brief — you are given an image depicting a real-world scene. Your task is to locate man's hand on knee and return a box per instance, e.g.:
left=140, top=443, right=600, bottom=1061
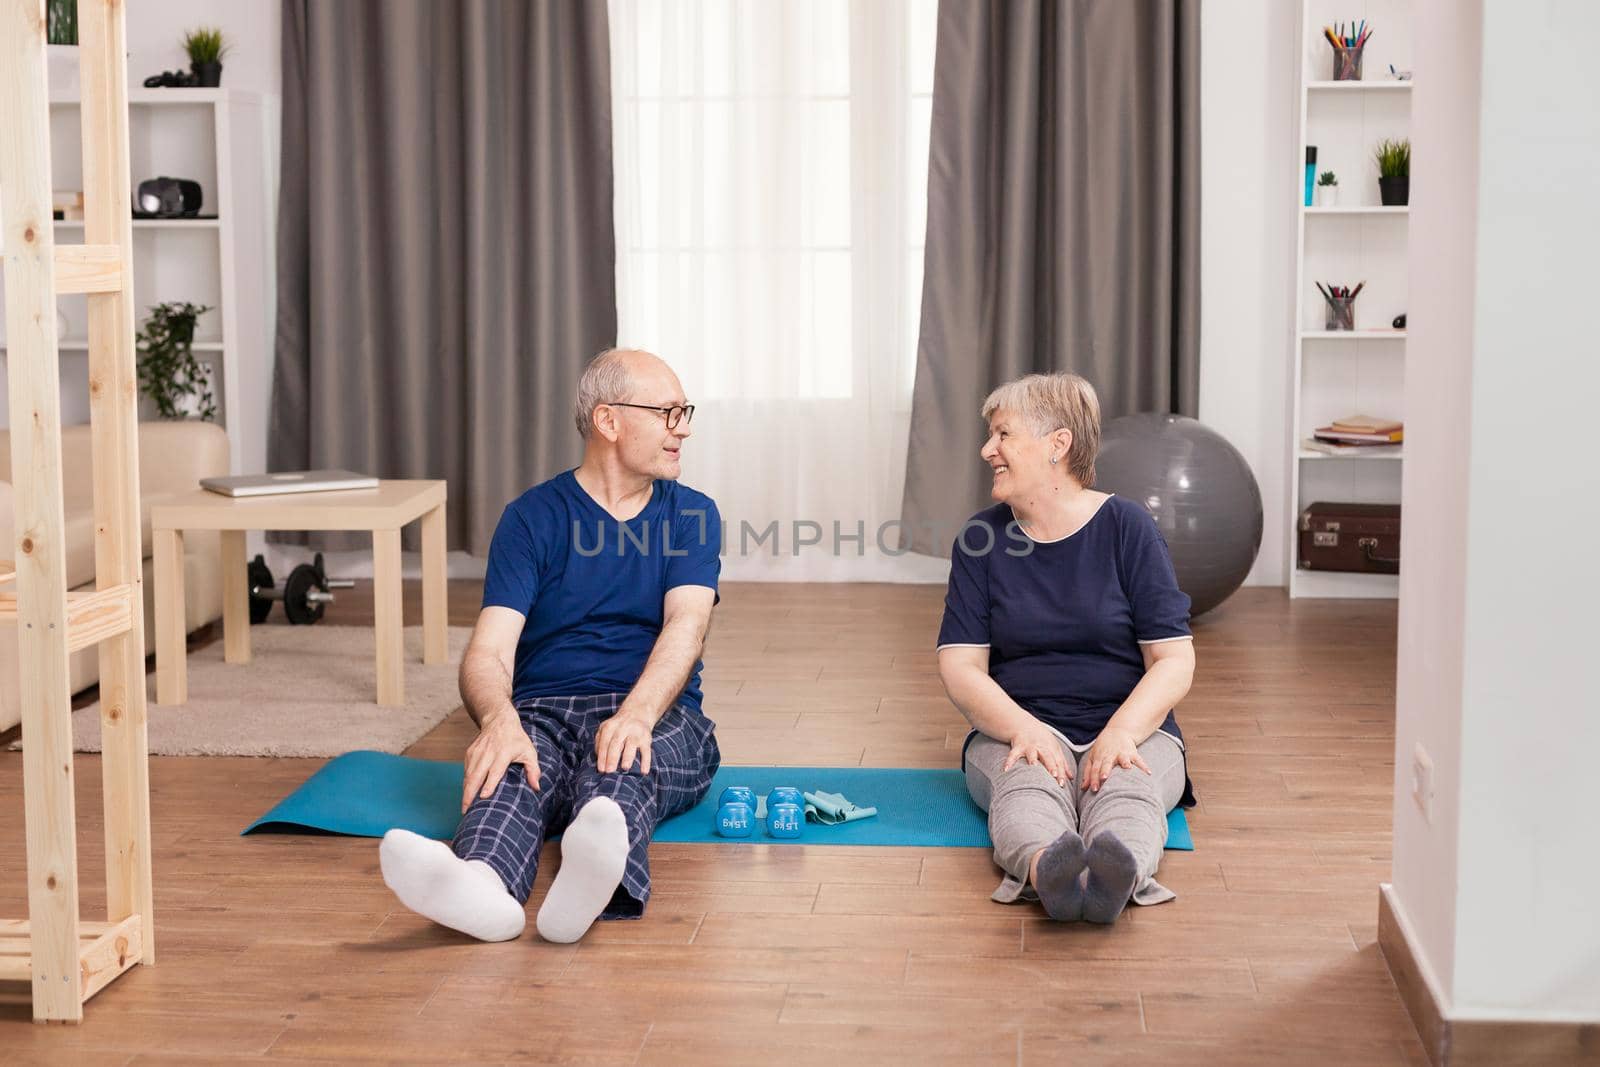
left=595, top=711, right=654, bottom=775
left=462, top=707, right=541, bottom=812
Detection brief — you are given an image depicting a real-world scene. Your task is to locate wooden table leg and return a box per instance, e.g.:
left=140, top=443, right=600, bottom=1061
left=220, top=530, right=250, bottom=664
left=420, top=502, right=448, bottom=665
left=152, top=527, right=186, bottom=705
left=373, top=528, right=404, bottom=706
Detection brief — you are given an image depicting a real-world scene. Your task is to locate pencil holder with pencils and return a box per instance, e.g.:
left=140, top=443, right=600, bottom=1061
left=1324, top=21, right=1372, bottom=81
left=1325, top=295, right=1356, bottom=331
left=1331, top=45, right=1364, bottom=81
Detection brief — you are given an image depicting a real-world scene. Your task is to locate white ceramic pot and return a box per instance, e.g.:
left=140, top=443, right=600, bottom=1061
left=1315, top=183, right=1340, bottom=208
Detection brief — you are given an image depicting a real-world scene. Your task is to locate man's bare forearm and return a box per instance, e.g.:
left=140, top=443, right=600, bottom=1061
left=617, top=612, right=708, bottom=725
left=459, top=648, right=516, bottom=728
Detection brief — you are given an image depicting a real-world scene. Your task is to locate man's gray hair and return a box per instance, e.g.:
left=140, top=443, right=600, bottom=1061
left=574, top=348, right=635, bottom=438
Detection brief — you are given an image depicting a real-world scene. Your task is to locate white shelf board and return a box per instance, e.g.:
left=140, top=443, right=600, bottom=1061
left=1298, top=448, right=1404, bottom=461
left=1291, top=569, right=1401, bottom=599
left=54, top=219, right=221, bottom=230
left=1305, top=80, right=1413, bottom=91
left=1303, top=206, right=1409, bottom=215
left=50, top=88, right=253, bottom=107
left=1300, top=330, right=1407, bottom=340
left=0, top=341, right=223, bottom=354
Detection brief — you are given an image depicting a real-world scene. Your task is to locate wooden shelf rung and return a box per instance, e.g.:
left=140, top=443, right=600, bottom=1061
left=53, top=243, right=125, bottom=294
left=0, top=915, right=144, bottom=1000
left=0, top=582, right=135, bottom=651
left=78, top=914, right=142, bottom=1002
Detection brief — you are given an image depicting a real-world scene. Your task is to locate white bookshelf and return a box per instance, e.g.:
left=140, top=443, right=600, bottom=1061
left=1289, top=0, right=1412, bottom=599
left=0, top=87, right=274, bottom=476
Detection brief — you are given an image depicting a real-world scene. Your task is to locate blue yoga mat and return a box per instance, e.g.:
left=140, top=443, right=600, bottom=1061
left=243, top=750, right=1192, bottom=850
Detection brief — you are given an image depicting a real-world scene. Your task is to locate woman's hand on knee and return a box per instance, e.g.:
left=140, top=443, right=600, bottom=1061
left=1003, top=721, right=1072, bottom=787
left=461, top=709, right=541, bottom=812
left=1081, top=727, right=1151, bottom=793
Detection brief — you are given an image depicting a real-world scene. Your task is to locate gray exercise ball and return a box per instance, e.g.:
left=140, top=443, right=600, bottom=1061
left=1094, top=413, right=1262, bottom=618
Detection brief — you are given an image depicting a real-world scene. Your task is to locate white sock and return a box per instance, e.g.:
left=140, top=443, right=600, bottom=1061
left=379, top=828, right=526, bottom=942
left=535, top=797, right=629, bottom=944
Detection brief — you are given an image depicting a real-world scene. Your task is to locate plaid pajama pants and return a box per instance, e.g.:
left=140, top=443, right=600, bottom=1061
left=451, top=693, right=720, bottom=920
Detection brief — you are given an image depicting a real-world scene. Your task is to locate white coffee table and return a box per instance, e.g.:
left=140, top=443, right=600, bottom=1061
left=150, top=479, right=448, bottom=707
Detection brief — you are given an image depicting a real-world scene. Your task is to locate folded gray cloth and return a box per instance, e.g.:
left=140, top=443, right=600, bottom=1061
left=802, top=790, right=878, bottom=825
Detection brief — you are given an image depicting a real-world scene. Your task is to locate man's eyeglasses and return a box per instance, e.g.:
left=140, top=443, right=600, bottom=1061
left=609, top=402, right=696, bottom=429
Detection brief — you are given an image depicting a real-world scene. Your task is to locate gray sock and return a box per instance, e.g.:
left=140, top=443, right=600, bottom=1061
left=1082, top=832, right=1139, bottom=924
left=1031, top=829, right=1087, bottom=922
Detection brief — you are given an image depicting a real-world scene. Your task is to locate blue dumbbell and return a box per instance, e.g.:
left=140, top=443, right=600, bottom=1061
left=719, top=786, right=755, bottom=810
left=767, top=801, right=803, bottom=839
left=716, top=800, right=753, bottom=837
left=769, top=786, right=803, bottom=809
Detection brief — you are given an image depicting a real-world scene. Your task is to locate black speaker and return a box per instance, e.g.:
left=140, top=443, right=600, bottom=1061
left=134, top=177, right=203, bottom=219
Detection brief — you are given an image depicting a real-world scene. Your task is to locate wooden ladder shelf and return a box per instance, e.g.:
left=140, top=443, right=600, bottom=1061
left=1, top=0, right=157, bottom=1022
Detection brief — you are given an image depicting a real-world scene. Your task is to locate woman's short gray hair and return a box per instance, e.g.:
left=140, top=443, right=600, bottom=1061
left=574, top=348, right=635, bottom=438
left=981, top=372, right=1102, bottom=487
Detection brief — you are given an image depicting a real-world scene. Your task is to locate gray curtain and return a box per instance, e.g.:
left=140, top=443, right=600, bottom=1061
left=270, top=1, right=616, bottom=555
left=901, top=0, right=1200, bottom=554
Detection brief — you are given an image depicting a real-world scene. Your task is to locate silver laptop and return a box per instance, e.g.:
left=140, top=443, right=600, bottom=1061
left=200, top=469, right=380, bottom=498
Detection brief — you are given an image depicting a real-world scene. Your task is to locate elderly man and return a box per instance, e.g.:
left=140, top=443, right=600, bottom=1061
left=380, top=348, right=722, bottom=943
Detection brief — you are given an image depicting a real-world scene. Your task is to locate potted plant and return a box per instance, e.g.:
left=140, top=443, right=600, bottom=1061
left=183, top=26, right=229, bottom=88
left=1316, top=170, right=1339, bottom=207
left=136, top=302, right=216, bottom=421
left=46, top=0, right=78, bottom=97
left=1375, top=138, right=1410, bottom=206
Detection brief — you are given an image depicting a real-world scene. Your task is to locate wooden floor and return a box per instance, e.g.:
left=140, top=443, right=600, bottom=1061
left=0, top=582, right=1424, bottom=1064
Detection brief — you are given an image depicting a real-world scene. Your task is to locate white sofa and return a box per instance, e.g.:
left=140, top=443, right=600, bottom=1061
left=0, top=421, right=229, bottom=732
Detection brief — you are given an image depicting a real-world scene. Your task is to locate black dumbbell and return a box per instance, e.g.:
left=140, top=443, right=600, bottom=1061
left=248, top=552, right=355, bottom=625
left=247, top=555, right=275, bottom=623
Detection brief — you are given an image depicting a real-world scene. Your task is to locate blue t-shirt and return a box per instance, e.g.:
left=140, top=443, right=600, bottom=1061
left=481, top=470, right=722, bottom=710
left=936, top=494, right=1192, bottom=746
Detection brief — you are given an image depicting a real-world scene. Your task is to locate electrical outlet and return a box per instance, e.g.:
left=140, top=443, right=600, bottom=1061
left=1412, top=742, right=1435, bottom=823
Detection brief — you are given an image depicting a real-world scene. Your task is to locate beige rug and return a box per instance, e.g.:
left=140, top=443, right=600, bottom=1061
left=14, top=625, right=470, bottom=757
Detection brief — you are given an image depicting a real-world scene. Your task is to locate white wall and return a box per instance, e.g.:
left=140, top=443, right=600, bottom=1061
left=1393, top=0, right=1600, bottom=1022
left=124, top=0, right=281, bottom=99
left=1451, top=0, right=1600, bottom=1019
left=1199, top=0, right=1299, bottom=586
left=1388, top=0, right=1481, bottom=1012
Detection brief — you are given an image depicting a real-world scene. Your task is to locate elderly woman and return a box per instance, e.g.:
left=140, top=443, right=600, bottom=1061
left=936, top=373, right=1196, bottom=924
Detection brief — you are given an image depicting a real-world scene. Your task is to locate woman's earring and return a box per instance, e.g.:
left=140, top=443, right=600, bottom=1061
left=1050, top=455, right=1058, bottom=465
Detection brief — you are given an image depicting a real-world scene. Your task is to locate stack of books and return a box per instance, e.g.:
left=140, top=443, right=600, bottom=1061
left=1304, top=415, right=1403, bottom=455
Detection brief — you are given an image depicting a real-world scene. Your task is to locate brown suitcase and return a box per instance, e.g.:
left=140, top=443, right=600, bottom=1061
left=1298, top=502, right=1401, bottom=574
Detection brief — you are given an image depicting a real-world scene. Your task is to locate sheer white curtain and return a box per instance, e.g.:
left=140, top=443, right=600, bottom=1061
left=609, top=0, right=946, bottom=581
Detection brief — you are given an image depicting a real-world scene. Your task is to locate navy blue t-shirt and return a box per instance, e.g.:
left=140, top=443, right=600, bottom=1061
left=936, top=494, right=1192, bottom=746
left=481, top=471, right=722, bottom=710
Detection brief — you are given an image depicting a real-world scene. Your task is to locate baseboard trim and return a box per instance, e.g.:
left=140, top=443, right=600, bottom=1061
left=1378, top=884, right=1451, bottom=1062
left=1378, top=884, right=1600, bottom=1065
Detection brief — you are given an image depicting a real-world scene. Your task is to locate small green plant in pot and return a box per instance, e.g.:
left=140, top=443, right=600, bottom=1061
left=183, top=26, right=229, bottom=88
left=1316, top=170, right=1339, bottom=207
left=47, top=0, right=77, bottom=45
left=137, top=302, right=216, bottom=421
left=1375, top=138, right=1410, bottom=206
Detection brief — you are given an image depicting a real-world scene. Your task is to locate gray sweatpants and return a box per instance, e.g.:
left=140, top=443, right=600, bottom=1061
left=963, top=729, right=1187, bottom=906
